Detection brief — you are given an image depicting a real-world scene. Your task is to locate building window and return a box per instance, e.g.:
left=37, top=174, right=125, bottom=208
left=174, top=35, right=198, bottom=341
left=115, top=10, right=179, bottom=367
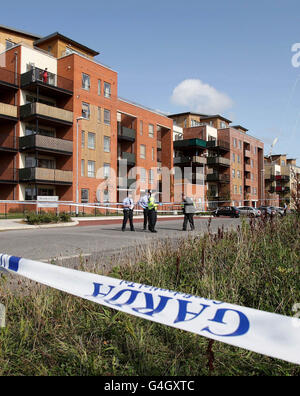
left=232, top=169, right=235, bottom=178
left=82, top=102, right=90, bottom=119
left=98, top=80, right=101, bottom=95
left=81, top=189, right=89, bottom=203
left=220, top=121, right=227, bottom=128
left=88, top=161, right=95, bottom=178
left=103, top=163, right=110, bottom=178
left=104, top=82, right=111, bottom=98
left=88, top=132, right=95, bottom=149
left=239, top=140, right=242, bottom=149
left=254, top=146, right=257, bottom=155
left=81, top=131, right=85, bottom=148
left=97, top=107, right=101, bottom=122
left=237, top=170, right=241, bottom=179
left=281, top=160, right=286, bottom=166
left=234, top=185, right=238, bottom=194
left=6, top=40, right=16, bottom=50
left=149, top=169, right=154, bottom=184
left=82, top=73, right=90, bottom=90
left=140, top=120, right=143, bottom=136
left=239, top=186, right=242, bottom=194
left=251, top=173, right=254, bottom=181
left=152, top=147, right=155, bottom=161
left=237, top=155, right=241, bottom=164
left=233, top=138, right=237, bottom=148
left=232, top=153, right=235, bottom=163
left=140, top=168, right=146, bottom=183
left=104, top=109, right=111, bottom=125
left=254, top=187, right=257, bottom=195
left=149, top=124, right=154, bottom=138
left=140, top=144, right=146, bottom=159
left=104, top=136, right=111, bottom=153
left=251, top=159, right=254, bottom=168
left=81, top=159, right=85, bottom=177
left=103, top=190, right=110, bottom=202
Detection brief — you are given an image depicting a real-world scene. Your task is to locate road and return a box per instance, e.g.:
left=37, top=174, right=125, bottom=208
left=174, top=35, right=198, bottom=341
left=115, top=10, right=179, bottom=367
left=0, top=217, right=240, bottom=265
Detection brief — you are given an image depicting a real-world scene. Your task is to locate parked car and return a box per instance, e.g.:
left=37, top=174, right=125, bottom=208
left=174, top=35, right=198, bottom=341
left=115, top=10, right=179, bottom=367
left=258, top=206, right=277, bottom=216
left=214, top=206, right=240, bottom=218
left=237, top=206, right=261, bottom=217
left=269, top=206, right=285, bottom=216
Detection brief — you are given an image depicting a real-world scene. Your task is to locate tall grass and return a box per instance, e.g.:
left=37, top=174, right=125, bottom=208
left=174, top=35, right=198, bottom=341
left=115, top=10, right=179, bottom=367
left=0, top=215, right=299, bottom=376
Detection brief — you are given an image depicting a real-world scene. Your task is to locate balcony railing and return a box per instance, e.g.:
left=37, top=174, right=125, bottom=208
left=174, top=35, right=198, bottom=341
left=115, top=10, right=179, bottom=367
left=0, top=102, right=18, bottom=120
left=0, top=67, right=19, bottom=87
left=117, top=177, right=136, bottom=189
left=19, top=134, right=73, bottom=155
left=0, top=167, right=18, bottom=182
left=244, top=164, right=252, bottom=173
left=244, top=178, right=252, bottom=186
left=207, top=156, right=230, bottom=167
left=244, top=149, right=251, bottom=158
left=206, top=173, right=230, bottom=183
left=206, top=139, right=230, bottom=151
left=21, top=67, right=73, bottom=93
left=271, top=175, right=290, bottom=182
left=0, top=135, right=18, bottom=151
left=19, top=167, right=73, bottom=184
left=118, top=152, right=136, bottom=165
left=20, top=102, right=73, bottom=125
left=117, top=126, right=136, bottom=142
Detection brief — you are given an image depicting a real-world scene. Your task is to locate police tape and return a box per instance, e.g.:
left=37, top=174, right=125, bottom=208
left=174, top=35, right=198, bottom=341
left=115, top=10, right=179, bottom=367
left=0, top=254, right=299, bottom=365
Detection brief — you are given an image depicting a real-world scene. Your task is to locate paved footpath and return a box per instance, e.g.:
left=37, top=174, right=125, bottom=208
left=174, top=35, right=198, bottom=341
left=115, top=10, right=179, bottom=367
left=0, top=216, right=240, bottom=264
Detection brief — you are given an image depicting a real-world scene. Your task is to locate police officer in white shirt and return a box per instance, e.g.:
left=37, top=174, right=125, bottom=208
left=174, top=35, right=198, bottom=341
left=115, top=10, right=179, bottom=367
left=122, top=191, right=135, bottom=232
left=139, top=190, right=150, bottom=231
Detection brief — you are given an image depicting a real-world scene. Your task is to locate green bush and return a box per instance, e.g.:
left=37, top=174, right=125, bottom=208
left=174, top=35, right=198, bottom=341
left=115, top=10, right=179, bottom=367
left=24, top=212, right=71, bottom=225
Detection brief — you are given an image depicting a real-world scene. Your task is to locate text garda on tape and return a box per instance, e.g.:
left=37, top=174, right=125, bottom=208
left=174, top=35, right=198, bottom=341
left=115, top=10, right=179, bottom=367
left=0, top=253, right=299, bottom=365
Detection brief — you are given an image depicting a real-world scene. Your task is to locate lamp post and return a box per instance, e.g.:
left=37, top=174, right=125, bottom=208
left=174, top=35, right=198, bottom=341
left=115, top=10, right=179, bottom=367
left=76, top=116, right=84, bottom=216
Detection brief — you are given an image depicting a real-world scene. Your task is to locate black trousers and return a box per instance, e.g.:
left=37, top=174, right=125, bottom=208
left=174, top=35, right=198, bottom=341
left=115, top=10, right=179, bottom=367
left=122, top=209, right=134, bottom=231
left=183, top=213, right=195, bottom=230
left=143, top=208, right=149, bottom=230
left=148, top=209, right=157, bottom=232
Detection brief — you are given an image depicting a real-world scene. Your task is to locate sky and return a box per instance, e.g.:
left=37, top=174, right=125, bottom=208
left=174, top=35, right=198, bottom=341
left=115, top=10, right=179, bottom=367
left=2, top=0, right=300, bottom=160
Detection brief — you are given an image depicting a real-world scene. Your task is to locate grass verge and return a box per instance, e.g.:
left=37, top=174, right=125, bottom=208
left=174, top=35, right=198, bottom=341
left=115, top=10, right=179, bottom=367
left=0, top=215, right=299, bottom=376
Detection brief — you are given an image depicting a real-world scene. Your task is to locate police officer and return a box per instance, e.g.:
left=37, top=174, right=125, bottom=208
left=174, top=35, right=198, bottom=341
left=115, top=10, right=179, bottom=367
left=122, top=191, right=135, bottom=232
left=148, top=191, right=158, bottom=233
left=139, top=190, right=150, bottom=231
left=182, top=193, right=195, bottom=231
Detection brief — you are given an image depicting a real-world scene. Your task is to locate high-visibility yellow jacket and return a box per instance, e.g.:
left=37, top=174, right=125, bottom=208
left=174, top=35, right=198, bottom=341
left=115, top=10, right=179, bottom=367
left=148, top=196, right=158, bottom=211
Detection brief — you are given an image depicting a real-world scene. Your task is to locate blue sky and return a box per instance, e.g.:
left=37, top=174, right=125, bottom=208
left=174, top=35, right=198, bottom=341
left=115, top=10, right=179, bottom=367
left=3, top=0, right=300, bottom=159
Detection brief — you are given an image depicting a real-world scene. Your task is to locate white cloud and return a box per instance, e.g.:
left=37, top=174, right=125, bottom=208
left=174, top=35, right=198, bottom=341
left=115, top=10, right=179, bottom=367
left=171, top=79, right=233, bottom=115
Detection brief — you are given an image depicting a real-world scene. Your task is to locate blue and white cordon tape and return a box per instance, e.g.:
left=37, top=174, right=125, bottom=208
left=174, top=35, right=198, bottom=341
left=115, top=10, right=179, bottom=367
left=0, top=253, right=299, bottom=365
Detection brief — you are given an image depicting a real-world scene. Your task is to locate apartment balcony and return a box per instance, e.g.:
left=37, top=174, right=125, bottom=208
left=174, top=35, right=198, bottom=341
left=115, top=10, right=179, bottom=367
left=19, top=167, right=73, bottom=185
left=0, top=68, right=19, bottom=90
left=271, top=175, right=290, bottom=182
left=19, top=134, right=73, bottom=155
left=20, top=103, right=73, bottom=127
left=173, top=138, right=206, bottom=150
left=21, top=68, right=73, bottom=97
left=0, top=167, right=18, bottom=183
left=244, top=164, right=252, bottom=173
left=206, top=139, right=230, bottom=151
left=0, top=102, right=18, bottom=122
left=117, top=177, right=136, bottom=189
left=174, top=155, right=206, bottom=165
left=206, top=173, right=230, bottom=183
left=207, top=156, right=230, bottom=167
left=0, top=135, right=18, bottom=152
left=244, top=150, right=251, bottom=158
left=117, top=152, right=136, bottom=166
left=244, top=178, right=252, bottom=186
left=117, top=126, right=136, bottom=142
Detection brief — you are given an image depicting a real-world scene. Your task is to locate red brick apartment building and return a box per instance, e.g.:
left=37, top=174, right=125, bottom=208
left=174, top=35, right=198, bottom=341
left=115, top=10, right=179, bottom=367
left=0, top=25, right=173, bottom=205
left=169, top=112, right=265, bottom=208
left=0, top=25, right=265, bottom=209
